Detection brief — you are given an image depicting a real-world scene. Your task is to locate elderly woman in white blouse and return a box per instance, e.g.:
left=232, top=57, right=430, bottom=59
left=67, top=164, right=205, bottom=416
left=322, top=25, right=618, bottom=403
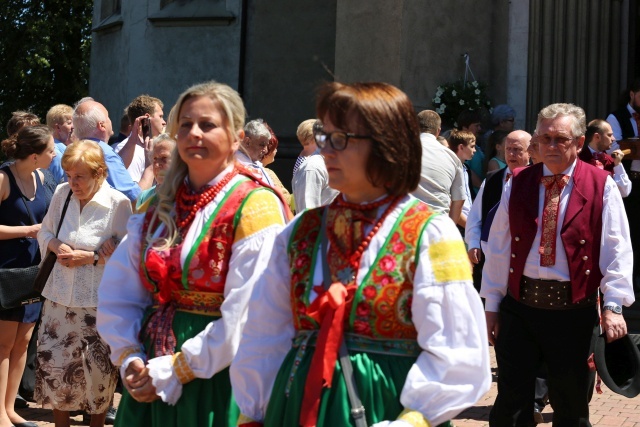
left=35, top=140, right=132, bottom=427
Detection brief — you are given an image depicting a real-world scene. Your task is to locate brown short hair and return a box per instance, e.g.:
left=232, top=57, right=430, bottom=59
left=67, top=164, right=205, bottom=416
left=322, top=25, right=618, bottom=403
left=126, top=95, right=163, bottom=124
left=6, top=111, right=40, bottom=137
left=61, top=140, right=108, bottom=186
left=456, top=109, right=482, bottom=129
left=316, top=82, right=421, bottom=195
left=585, top=119, right=609, bottom=144
left=417, top=110, right=441, bottom=135
left=1, top=125, right=52, bottom=160
left=448, top=129, right=476, bottom=153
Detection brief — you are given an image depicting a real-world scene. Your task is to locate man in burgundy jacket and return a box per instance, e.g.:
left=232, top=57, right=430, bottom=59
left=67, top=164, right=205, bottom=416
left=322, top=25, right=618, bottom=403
left=481, top=103, right=634, bottom=426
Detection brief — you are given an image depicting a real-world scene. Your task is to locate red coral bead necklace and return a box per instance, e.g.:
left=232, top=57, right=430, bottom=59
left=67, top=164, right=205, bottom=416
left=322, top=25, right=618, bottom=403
left=175, top=167, right=238, bottom=231
left=327, top=194, right=401, bottom=284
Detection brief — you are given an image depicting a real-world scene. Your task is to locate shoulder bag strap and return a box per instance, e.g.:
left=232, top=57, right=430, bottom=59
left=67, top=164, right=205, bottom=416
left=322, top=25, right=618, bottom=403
left=21, top=188, right=71, bottom=237
left=55, top=190, right=73, bottom=238
left=320, top=208, right=367, bottom=427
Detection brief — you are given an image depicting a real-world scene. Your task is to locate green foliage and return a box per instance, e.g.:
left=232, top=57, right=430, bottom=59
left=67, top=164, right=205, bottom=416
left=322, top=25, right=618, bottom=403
left=0, top=0, right=92, bottom=140
left=432, top=80, right=492, bottom=129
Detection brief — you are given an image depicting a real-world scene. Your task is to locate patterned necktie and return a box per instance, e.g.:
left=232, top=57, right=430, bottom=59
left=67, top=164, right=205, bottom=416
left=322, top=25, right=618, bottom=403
left=592, top=152, right=605, bottom=169
left=539, top=174, right=570, bottom=266
left=505, top=173, right=512, bottom=182
left=633, top=112, right=640, bottom=134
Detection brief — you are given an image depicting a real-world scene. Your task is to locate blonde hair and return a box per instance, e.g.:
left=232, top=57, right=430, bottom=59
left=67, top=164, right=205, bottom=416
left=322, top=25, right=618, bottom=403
left=46, top=104, right=73, bottom=128
left=61, top=140, right=108, bottom=186
left=148, top=81, right=246, bottom=250
left=296, top=119, right=316, bottom=146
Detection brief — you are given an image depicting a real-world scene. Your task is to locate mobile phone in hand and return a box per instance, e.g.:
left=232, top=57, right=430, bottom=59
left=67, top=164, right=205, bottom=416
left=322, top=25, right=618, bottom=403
left=141, top=117, right=152, bottom=140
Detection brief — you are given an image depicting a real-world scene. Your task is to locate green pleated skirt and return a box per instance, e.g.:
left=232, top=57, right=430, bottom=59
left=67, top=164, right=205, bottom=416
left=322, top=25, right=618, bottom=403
left=264, top=344, right=451, bottom=427
left=115, top=310, right=239, bottom=427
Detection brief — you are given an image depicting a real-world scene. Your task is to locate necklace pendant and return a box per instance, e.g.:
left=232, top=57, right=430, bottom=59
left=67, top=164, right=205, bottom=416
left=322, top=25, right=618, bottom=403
left=337, top=267, right=355, bottom=284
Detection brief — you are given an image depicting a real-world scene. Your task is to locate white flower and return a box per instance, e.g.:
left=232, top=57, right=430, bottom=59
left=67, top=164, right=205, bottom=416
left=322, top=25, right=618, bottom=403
left=475, top=89, right=481, bottom=95
left=434, top=97, right=441, bottom=103
left=475, top=98, right=480, bottom=104
left=459, top=100, right=465, bottom=105
left=436, top=89, right=444, bottom=97
left=451, top=90, right=457, bottom=97
left=472, top=81, right=479, bottom=87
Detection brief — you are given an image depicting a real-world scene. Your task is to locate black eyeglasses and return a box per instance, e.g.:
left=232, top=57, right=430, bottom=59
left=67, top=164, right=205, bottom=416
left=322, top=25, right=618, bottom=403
left=312, top=123, right=372, bottom=151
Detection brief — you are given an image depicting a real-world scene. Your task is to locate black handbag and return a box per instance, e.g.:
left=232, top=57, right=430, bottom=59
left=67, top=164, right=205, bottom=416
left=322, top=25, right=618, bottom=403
left=0, top=189, right=72, bottom=310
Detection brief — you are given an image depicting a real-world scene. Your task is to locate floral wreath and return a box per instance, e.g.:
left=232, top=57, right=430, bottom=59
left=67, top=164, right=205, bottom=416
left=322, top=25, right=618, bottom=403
left=432, top=80, right=492, bottom=129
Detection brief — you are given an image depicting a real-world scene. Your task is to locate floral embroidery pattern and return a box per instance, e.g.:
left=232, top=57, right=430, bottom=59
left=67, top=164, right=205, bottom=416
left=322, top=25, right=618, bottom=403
left=288, top=209, right=322, bottom=331
left=139, top=179, right=261, bottom=301
left=288, top=202, right=434, bottom=340
left=353, top=202, right=433, bottom=339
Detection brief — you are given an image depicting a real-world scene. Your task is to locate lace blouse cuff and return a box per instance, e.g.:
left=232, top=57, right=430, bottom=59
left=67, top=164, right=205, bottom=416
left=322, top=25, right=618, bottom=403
left=147, top=354, right=183, bottom=405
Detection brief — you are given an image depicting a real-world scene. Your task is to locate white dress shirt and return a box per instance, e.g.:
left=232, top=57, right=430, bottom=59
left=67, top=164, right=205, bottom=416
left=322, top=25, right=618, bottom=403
left=481, top=161, right=634, bottom=312
left=114, top=136, right=146, bottom=183
left=465, top=167, right=511, bottom=252
left=607, top=103, right=640, bottom=172
left=585, top=146, right=631, bottom=197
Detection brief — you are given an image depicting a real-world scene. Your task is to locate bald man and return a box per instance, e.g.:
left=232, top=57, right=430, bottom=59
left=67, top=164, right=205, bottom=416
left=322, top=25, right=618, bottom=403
left=73, top=100, right=144, bottom=201
left=466, top=130, right=531, bottom=271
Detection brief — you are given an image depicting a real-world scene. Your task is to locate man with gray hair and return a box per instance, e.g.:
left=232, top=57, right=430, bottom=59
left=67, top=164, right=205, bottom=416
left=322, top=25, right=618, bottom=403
left=411, top=110, right=466, bottom=223
left=236, top=118, right=273, bottom=185
left=481, top=103, right=634, bottom=425
left=73, top=100, right=143, bottom=201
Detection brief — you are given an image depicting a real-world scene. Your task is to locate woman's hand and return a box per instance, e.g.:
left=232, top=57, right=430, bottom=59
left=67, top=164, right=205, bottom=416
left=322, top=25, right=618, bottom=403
left=98, top=237, right=118, bottom=258
left=52, top=240, right=74, bottom=256
left=25, top=224, right=41, bottom=238
left=57, top=249, right=92, bottom=268
left=124, top=359, right=159, bottom=403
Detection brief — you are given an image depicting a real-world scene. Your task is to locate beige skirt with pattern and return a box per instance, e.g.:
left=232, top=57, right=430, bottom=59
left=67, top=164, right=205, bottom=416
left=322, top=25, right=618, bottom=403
left=34, top=300, right=118, bottom=413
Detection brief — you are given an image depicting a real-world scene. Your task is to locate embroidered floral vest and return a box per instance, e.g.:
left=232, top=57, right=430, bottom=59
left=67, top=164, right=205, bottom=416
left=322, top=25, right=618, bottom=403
left=139, top=177, right=266, bottom=307
left=288, top=200, right=435, bottom=340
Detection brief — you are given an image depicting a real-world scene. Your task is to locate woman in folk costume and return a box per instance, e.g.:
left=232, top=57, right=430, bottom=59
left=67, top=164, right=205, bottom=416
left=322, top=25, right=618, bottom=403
left=96, top=81, right=290, bottom=427
left=230, top=82, right=491, bottom=427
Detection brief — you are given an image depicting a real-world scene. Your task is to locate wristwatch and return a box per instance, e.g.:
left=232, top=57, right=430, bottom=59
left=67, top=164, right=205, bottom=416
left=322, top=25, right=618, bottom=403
left=603, top=305, right=623, bottom=315
left=93, top=251, right=100, bottom=266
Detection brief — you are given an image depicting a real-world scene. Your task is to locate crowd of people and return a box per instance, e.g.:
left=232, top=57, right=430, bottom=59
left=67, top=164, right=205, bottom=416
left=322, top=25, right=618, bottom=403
left=0, top=76, right=638, bottom=427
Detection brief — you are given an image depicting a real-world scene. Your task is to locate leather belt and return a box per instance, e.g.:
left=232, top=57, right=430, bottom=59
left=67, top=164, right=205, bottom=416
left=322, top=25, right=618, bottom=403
left=629, top=171, right=640, bottom=180
left=510, top=276, right=597, bottom=310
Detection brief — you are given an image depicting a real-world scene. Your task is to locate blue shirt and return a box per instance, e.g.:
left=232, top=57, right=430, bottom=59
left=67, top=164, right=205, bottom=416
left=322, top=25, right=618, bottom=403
left=48, top=140, right=67, bottom=184
left=88, top=138, right=141, bottom=202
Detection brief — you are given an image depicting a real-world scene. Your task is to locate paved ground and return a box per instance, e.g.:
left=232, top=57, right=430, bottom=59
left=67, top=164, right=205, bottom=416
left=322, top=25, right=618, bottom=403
left=16, top=348, right=640, bottom=426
